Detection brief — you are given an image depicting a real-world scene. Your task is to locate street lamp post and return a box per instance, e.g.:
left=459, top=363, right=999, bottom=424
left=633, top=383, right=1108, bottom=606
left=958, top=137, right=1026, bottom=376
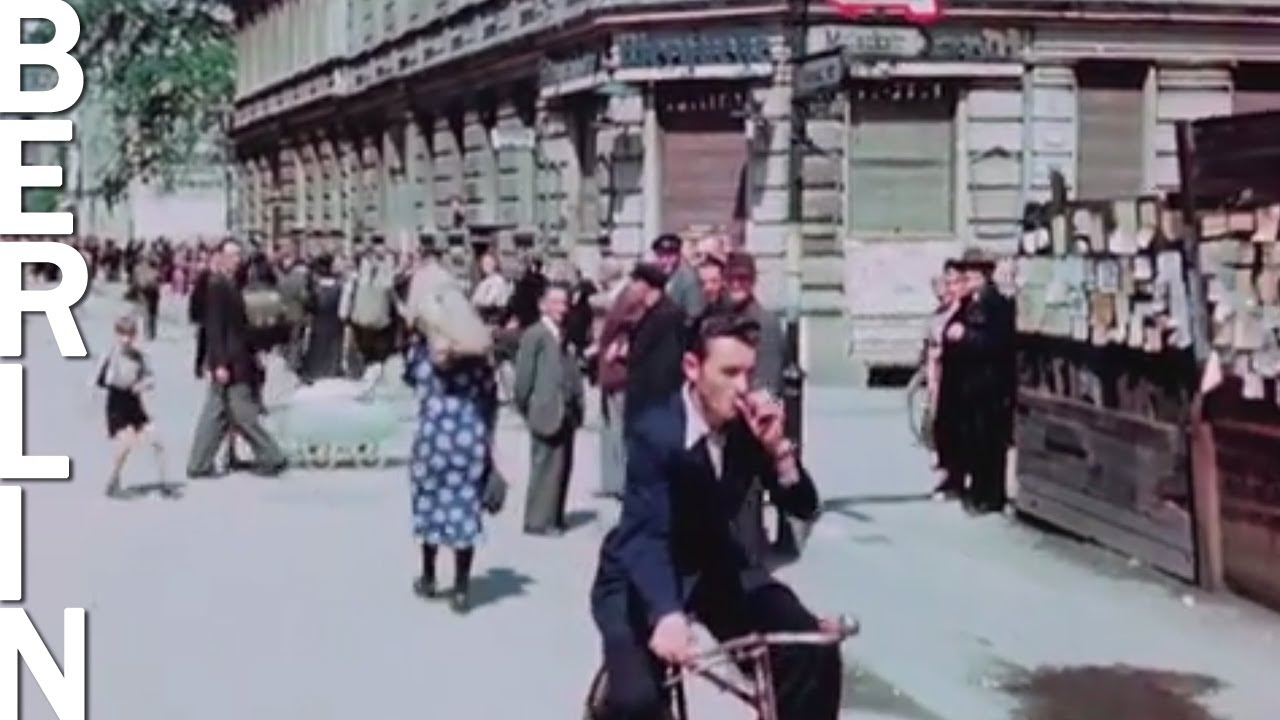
left=772, top=0, right=811, bottom=561
left=783, top=0, right=809, bottom=454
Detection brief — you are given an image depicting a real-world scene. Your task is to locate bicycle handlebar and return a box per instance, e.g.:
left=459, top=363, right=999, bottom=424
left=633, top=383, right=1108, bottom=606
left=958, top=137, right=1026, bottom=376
left=682, top=614, right=860, bottom=666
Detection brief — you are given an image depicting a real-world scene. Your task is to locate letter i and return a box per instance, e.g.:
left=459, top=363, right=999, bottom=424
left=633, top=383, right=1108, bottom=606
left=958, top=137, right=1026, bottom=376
left=0, top=486, right=19, bottom=602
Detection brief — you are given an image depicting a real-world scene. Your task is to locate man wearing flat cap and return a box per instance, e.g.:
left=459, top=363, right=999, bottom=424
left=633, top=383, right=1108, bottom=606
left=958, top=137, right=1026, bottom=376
left=651, top=234, right=704, bottom=317
left=935, top=246, right=1016, bottom=514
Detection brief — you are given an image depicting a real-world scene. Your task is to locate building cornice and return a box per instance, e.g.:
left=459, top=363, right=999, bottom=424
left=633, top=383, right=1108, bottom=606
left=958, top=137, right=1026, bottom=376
left=230, top=0, right=1280, bottom=141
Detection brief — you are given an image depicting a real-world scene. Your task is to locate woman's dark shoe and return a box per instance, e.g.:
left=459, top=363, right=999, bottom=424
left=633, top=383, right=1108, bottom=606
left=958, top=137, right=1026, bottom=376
left=412, top=576, right=441, bottom=600
left=450, top=590, right=470, bottom=615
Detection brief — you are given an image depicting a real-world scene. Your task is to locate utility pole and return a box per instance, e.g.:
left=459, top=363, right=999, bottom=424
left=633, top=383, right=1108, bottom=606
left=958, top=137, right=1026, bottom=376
left=773, top=0, right=812, bottom=561
left=783, top=0, right=809, bottom=452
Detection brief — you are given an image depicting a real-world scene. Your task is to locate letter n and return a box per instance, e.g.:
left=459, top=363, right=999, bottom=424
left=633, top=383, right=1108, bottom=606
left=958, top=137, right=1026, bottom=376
left=0, top=608, right=85, bottom=720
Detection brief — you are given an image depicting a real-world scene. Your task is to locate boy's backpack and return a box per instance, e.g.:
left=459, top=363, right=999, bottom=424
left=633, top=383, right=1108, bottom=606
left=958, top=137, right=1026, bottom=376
left=243, top=284, right=288, bottom=330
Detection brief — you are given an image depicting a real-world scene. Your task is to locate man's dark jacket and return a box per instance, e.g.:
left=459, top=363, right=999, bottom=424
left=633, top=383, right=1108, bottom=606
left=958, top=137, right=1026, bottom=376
left=624, top=297, right=686, bottom=422
left=590, top=391, right=820, bottom=637
left=937, top=284, right=1016, bottom=451
left=202, top=273, right=259, bottom=385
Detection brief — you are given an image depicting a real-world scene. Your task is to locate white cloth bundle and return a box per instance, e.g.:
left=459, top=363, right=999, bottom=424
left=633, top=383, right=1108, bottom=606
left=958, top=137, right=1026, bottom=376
left=404, top=261, right=493, bottom=364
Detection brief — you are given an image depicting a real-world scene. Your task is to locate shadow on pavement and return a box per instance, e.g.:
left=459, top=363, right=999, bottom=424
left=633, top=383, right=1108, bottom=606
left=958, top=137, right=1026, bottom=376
left=820, top=493, right=935, bottom=523
left=564, top=509, right=600, bottom=533
left=999, top=664, right=1224, bottom=720
left=467, top=567, right=535, bottom=611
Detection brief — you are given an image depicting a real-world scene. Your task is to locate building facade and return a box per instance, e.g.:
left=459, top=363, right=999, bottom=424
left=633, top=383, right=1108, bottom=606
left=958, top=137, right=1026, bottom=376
left=229, top=0, right=1280, bottom=380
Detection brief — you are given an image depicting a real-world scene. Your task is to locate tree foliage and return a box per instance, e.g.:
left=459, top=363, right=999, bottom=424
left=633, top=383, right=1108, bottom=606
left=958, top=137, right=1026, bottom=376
left=41, top=0, right=236, bottom=204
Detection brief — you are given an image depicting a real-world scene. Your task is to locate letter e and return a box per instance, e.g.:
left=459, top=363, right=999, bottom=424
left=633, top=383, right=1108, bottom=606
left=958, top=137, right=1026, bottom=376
left=0, top=119, right=75, bottom=236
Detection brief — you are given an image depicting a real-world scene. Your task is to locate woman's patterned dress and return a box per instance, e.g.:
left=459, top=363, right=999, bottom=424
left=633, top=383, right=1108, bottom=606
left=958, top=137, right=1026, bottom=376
left=406, top=340, right=496, bottom=548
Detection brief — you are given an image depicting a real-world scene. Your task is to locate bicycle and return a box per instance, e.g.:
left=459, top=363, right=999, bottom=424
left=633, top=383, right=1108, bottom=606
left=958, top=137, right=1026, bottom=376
left=905, top=363, right=931, bottom=449
left=583, top=615, right=859, bottom=720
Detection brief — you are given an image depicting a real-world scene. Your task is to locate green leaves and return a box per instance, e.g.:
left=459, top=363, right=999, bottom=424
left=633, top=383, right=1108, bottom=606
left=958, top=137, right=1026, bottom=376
left=68, top=0, right=235, bottom=204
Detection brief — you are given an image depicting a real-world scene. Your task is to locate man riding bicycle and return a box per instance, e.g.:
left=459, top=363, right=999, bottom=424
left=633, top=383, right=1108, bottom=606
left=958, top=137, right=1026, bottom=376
left=589, top=309, right=842, bottom=720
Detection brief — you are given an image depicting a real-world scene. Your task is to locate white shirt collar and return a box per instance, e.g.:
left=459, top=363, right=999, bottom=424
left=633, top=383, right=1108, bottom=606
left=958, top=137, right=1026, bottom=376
left=541, top=315, right=560, bottom=341
left=682, top=383, right=710, bottom=450
left=683, top=384, right=725, bottom=478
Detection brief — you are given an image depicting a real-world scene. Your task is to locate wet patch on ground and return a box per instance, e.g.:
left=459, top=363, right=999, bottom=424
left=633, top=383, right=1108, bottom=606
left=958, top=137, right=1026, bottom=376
left=841, top=662, right=945, bottom=720
left=998, top=663, right=1225, bottom=720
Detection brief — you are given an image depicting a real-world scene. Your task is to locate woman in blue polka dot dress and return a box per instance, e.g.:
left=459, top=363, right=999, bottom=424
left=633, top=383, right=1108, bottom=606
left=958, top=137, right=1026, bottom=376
left=404, top=335, right=497, bottom=614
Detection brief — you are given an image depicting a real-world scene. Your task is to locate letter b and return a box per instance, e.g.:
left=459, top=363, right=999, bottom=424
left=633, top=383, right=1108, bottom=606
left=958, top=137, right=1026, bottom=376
left=0, top=0, right=84, bottom=114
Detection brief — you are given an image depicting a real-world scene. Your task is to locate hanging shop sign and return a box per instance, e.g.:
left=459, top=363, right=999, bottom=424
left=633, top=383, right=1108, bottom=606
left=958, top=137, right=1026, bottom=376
left=795, top=49, right=847, bottom=100
left=616, top=28, right=773, bottom=69
left=809, top=25, right=1029, bottom=63
left=540, top=50, right=605, bottom=87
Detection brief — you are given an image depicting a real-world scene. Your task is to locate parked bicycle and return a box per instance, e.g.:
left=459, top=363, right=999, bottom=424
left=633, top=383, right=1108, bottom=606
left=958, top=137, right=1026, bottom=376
left=583, top=615, right=859, bottom=720
left=905, top=362, right=930, bottom=448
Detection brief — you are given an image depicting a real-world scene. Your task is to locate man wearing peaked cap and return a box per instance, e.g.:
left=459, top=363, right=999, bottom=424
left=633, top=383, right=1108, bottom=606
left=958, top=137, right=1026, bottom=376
left=652, top=234, right=704, bottom=316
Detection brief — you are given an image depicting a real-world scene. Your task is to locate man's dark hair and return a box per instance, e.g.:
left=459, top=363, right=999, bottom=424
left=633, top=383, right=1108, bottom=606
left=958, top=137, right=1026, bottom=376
left=541, top=280, right=572, bottom=300
left=698, top=254, right=726, bottom=270
left=685, top=308, right=760, bottom=358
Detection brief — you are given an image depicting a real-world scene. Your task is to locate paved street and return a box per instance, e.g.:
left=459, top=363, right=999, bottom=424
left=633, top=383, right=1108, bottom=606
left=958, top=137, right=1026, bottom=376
left=11, top=287, right=1280, bottom=720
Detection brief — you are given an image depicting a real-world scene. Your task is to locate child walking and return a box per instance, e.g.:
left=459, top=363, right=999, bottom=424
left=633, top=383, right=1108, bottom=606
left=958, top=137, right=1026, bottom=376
left=96, top=316, right=173, bottom=499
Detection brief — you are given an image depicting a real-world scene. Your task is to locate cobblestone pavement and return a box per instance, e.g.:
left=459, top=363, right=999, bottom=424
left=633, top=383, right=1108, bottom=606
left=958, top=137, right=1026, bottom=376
left=11, top=287, right=1280, bottom=719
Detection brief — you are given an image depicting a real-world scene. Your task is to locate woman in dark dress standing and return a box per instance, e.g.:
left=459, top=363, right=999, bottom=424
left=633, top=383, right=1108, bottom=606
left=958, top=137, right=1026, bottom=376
left=301, top=254, right=346, bottom=381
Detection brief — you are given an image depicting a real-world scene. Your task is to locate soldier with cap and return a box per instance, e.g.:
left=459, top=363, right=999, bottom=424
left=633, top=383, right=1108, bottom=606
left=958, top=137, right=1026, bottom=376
left=652, top=233, right=705, bottom=317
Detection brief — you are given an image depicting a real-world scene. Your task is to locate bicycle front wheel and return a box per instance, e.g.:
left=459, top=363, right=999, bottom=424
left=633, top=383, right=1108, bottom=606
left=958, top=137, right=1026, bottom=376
left=905, top=368, right=929, bottom=448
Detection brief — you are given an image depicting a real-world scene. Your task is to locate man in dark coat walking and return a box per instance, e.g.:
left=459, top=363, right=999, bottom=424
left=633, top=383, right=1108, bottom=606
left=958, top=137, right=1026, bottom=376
left=185, top=239, right=288, bottom=478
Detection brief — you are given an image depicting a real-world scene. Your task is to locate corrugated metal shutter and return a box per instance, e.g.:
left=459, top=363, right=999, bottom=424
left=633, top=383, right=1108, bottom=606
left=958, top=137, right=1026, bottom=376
left=1234, top=64, right=1280, bottom=114
left=659, top=83, right=749, bottom=238
left=1154, top=67, right=1232, bottom=192
left=1076, top=63, right=1146, bottom=199
left=847, top=81, right=954, bottom=237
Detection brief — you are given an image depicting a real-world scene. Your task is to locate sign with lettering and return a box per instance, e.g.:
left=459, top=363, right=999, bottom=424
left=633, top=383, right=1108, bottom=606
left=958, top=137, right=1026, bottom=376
left=617, top=28, right=772, bottom=69
left=810, top=25, right=1028, bottom=62
left=795, top=50, right=846, bottom=100
left=540, top=50, right=604, bottom=87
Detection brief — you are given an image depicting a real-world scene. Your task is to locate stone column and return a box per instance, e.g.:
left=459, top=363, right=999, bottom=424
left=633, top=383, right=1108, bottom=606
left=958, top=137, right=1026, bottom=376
left=234, top=159, right=251, bottom=237
left=407, top=110, right=434, bottom=235
left=318, top=132, right=340, bottom=239
left=276, top=144, right=298, bottom=244
left=641, top=84, right=663, bottom=243
left=337, top=130, right=360, bottom=244
left=382, top=122, right=405, bottom=245
left=361, top=131, right=383, bottom=237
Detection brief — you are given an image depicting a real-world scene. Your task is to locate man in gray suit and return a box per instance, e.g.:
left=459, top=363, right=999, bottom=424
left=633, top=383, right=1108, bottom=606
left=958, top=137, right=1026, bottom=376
left=513, top=281, right=584, bottom=536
